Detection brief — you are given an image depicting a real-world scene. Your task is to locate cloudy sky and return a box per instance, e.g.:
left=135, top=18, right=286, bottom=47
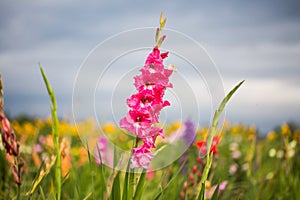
left=1, top=1, right=300, bottom=134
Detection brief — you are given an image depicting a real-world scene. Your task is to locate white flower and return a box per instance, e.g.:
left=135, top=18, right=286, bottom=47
left=229, top=142, right=239, bottom=151
left=287, top=149, right=295, bottom=158
left=289, top=140, right=297, bottom=149
left=276, top=150, right=284, bottom=159
left=268, top=148, right=276, bottom=158
left=242, top=163, right=249, bottom=171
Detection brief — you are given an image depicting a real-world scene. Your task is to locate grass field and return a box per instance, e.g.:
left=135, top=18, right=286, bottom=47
left=1, top=116, right=299, bottom=199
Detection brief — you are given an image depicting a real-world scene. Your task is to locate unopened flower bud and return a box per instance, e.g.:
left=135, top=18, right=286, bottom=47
left=189, top=173, right=194, bottom=182
left=197, top=170, right=202, bottom=179
left=183, top=181, right=188, bottom=191
left=192, top=164, right=197, bottom=173
left=180, top=191, right=185, bottom=200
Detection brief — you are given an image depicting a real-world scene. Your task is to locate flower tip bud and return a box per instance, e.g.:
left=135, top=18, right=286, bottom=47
left=159, top=13, right=167, bottom=29
left=168, top=64, right=177, bottom=72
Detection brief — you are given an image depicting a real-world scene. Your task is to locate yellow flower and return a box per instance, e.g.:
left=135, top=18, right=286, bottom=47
left=199, top=128, right=209, bottom=140
left=35, top=118, right=45, bottom=129
left=247, top=125, right=256, bottom=140
left=281, top=123, right=291, bottom=137
left=293, top=129, right=300, bottom=142
left=205, top=180, right=211, bottom=189
left=171, top=121, right=181, bottom=130
left=102, top=122, right=116, bottom=134
left=267, top=131, right=276, bottom=141
left=231, top=124, right=240, bottom=135
left=248, top=125, right=256, bottom=136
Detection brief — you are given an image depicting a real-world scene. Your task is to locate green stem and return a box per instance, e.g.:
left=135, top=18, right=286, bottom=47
left=196, top=80, right=244, bottom=199
left=40, top=66, right=61, bottom=200
left=17, top=185, right=20, bottom=200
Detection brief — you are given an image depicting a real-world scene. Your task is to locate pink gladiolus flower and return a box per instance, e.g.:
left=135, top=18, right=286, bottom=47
left=120, top=36, right=173, bottom=169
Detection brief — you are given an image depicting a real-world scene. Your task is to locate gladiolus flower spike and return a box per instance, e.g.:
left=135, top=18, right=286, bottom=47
left=120, top=14, right=174, bottom=169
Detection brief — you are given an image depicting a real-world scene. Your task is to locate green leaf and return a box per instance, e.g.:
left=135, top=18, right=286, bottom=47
left=197, top=183, right=205, bottom=200
left=133, top=169, right=147, bottom=200
left=111, top=171, right=121, bottom=200
left=197, top=80, right=244, bottom=199
left=211, top=184, right=220, bottom=200
left=26, top=160, right=45, bottom=196
left=154, top=160, right=187, bottom=200
left=208, top=80, right=245, bottom=149
left=122, top=171, right=129, bottom=200
left=96, top=144, right=106, bottom=198
left=122, top=155, right=131, bottom=200
left=82, top=192, right=93, bottom=200
left=86, top=142, right=95, bottom=200
left=39, top=186, right=46, bottom=200
left=127, top=168, right=135, bottom=200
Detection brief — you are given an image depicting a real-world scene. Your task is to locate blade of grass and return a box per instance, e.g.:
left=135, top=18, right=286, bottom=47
left=69, top=165, right=80, bottom=199
left=82, top=192, right=93, bottom=200
left=127, top=168, right=135, bottom=200
left=154, top=160, right=187, bottom=200
left=86, top=142, right=95, bottom=200
left=122, top=159, right=130, bottom=200
left=40, top=66, right=61, bottom=200
left=106, top=144, right=125, bottom=199
left=110, top=171, right=121, bottom=200
left=207, top=80, right=245, bottom=154
left=62, top=171, right=70, bottom=185
left=26, top=156, right=56, bottom=196
left=26, top=160, right=45, bottom=196
left=39, top=186, right=46, bottom=200
left=211, top=184, right=220, bottom=200
left=122, top=138, right=138, bottom=200
left=133, top=169, right=147, bottom=200
left=96, top=144, right=106, bottom=199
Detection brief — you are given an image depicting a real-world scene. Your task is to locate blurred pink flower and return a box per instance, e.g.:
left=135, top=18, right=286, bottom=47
left=94, top=137, right=113, bottom=166
left=229, top=163, right=239, bottom=175
left=146, top=168, right=155, bottom=180
left=33, top=144, right=43, bottom=153
left=232, top=150, right=241, bottom=159
left=205, top=181, right=228, bottom=199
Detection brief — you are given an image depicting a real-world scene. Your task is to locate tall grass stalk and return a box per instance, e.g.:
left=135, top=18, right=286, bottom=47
left=197, top=80, right=244, bottom=199
left=40, top=66, right=62, bottom=200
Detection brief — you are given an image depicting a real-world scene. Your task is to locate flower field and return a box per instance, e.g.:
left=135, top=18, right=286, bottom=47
left=1, top=14, right=299, bottom=200
left=1, top=116, right=299, bottom=199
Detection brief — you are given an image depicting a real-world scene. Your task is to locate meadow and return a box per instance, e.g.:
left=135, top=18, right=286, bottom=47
left=1, top=114, right=299, bottom=199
